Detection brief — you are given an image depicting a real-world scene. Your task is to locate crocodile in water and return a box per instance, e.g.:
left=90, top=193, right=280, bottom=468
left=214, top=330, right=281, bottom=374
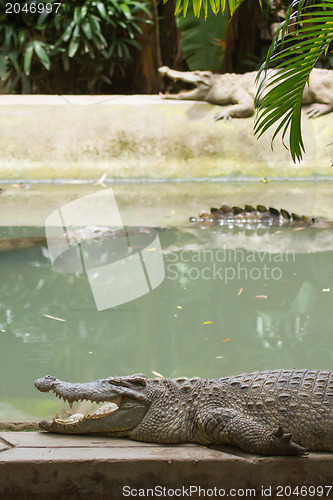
left=158, top=66, right=333, bottom=120
left=35, top=369, right=333, bottom=456
left=0, top=207, right=330, bottom=254
left=189, top=204, right=320, bottom=227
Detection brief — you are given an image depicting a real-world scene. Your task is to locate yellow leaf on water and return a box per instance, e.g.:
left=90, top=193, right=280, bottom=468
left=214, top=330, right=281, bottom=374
left=203, top=321, right=213, bottom=325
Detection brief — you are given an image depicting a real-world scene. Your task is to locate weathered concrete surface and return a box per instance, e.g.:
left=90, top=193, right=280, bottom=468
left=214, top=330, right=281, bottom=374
left=0, top=95, right=332, bottom=180
left=0, top=432, right=332, bottom=500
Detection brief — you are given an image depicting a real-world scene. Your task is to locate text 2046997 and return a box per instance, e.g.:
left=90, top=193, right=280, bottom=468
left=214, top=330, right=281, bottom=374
left=5, top=2, right=62, bottom=14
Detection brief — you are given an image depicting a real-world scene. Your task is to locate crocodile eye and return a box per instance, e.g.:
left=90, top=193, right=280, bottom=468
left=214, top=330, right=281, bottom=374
left=45, top=375, right=56, bottom=381
left=109, top=379, right=121, bottom=385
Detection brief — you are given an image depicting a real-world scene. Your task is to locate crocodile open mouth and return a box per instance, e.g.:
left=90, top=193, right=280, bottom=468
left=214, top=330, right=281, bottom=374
left=50, top=402, right=119, bottom=425
left=46, top=387, right=120, bottom=425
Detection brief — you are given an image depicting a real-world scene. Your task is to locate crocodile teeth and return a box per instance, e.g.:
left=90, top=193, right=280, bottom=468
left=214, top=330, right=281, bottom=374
left=69, top=402, right=73, bottom=409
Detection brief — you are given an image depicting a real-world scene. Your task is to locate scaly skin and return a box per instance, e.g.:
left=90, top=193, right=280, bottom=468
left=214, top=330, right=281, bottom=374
left=189, top=204, right=320, bottom=227
left=35, top=369, right=333, bottom=456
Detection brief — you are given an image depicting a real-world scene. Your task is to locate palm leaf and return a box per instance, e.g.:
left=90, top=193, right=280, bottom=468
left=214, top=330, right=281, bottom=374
left=254, top=0, right=333, bottom=162
left=173, top=0, right=246, bottom=17
left=176, top=9, right=228, bottom=70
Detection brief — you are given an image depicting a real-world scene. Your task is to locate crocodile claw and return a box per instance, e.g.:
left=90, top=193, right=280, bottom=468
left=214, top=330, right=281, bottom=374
left=271, top=426, right=307, bottom=456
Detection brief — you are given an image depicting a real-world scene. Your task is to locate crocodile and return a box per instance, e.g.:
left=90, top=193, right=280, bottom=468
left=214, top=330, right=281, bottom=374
left=189, top=204, right=321, bottom=227
left=158, top=66, right=333, bottom=120
left=0, top=226, right=155, bottom=253
left=35, top=369, right=333, bottom=456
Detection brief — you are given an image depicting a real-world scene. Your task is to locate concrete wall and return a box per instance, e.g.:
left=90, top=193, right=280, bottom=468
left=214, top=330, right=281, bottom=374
left=0, top=95, right=332, bottom=180
left=1, top=432, right=333, bottom=500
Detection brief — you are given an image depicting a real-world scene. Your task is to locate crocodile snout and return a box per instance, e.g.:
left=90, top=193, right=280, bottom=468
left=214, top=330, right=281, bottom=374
left=34, top=375, right=57, bottom=392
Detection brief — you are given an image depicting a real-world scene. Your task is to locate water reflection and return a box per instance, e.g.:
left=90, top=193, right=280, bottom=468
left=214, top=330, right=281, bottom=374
left=0, top=225, right=332, bottom=419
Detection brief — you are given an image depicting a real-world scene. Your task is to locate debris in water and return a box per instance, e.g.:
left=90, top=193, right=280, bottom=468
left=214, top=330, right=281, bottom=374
left=42, top=314, right=66, bottom=322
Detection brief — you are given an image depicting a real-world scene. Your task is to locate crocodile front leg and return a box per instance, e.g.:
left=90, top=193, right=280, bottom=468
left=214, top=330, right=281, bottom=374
left=195, top=408, right=307, bottom=456
left=214, top=89, right=255, bottom=120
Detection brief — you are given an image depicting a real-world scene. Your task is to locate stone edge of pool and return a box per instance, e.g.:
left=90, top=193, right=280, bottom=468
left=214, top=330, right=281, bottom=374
left=0, top=431, right=332, bottom=500
left=0, top=94, right=332, bottom=181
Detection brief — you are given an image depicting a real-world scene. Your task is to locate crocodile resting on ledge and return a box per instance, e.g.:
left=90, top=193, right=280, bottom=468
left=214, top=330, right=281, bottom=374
left=35, top=369, right=333, bottom=456
left=158, top=66, right=333, bottom=120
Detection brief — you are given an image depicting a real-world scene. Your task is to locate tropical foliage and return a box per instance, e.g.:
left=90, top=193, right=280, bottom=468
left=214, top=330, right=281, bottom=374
left=172, top=0, right=247, bottom=18
left=176, top=9, right=228, bottom=71
left=254, top=0, right=333, bottom=161
left=0, top=0, right=152, bottom=93
left=165, top=0, right=333, bottom=162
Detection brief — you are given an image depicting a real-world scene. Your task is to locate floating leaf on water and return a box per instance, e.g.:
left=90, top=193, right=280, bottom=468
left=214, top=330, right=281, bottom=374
left=255, top=295, right=269, bottom=299
left=221, top=338, right=230, bottom=342
left=152, top=370, right=164, bottom=378
left=237, top=287, right=243, bottom=296
left=203, top=321, right=213, bottom=324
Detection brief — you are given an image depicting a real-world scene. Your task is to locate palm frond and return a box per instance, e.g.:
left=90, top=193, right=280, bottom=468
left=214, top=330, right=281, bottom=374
left=254, top=0, right=333, bottom=162
left=173, top=0, right=246, bottom=17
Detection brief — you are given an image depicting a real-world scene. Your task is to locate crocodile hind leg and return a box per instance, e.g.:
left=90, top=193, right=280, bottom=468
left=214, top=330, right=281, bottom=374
left=196, top=408, right=307, bottom=456
left=305, top=72, right=333, bottom=118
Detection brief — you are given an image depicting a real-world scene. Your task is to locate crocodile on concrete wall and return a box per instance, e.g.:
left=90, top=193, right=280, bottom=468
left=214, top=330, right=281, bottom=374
left=35, top=369, right=333, bottom=456
left=158, top=66, right=333, bottom=120
left=189, top=204, right=320, bottom=226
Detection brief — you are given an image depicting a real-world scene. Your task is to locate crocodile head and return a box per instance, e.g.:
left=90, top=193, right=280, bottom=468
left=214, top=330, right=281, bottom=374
left=34, top=374, right=150, bottom=435
left=158, top=66, right=214, bottom=86
left=158, top=66, right=214, bottom=99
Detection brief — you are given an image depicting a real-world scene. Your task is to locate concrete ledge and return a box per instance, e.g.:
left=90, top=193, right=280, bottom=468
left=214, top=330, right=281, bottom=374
left=0, top=432, right=332, bottom=499
left=0, top=95, right=332, bottom=180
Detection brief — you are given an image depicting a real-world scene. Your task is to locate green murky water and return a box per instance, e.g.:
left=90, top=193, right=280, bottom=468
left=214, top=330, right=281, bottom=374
left=0, top=222, right=333, bottom=421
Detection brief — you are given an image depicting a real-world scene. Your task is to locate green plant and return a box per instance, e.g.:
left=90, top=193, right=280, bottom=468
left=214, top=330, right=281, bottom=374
left=164, top=0, right=333, bottom=162
left=255, top=0, right=333, bottom=162
left=176, top=9, right=228, bottom=71
left=0, top=0, right=152, bottom=93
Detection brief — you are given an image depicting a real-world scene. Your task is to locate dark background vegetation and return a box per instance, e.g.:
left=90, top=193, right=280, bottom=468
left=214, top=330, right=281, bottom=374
left=0, top=0, right=332, bottom=94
